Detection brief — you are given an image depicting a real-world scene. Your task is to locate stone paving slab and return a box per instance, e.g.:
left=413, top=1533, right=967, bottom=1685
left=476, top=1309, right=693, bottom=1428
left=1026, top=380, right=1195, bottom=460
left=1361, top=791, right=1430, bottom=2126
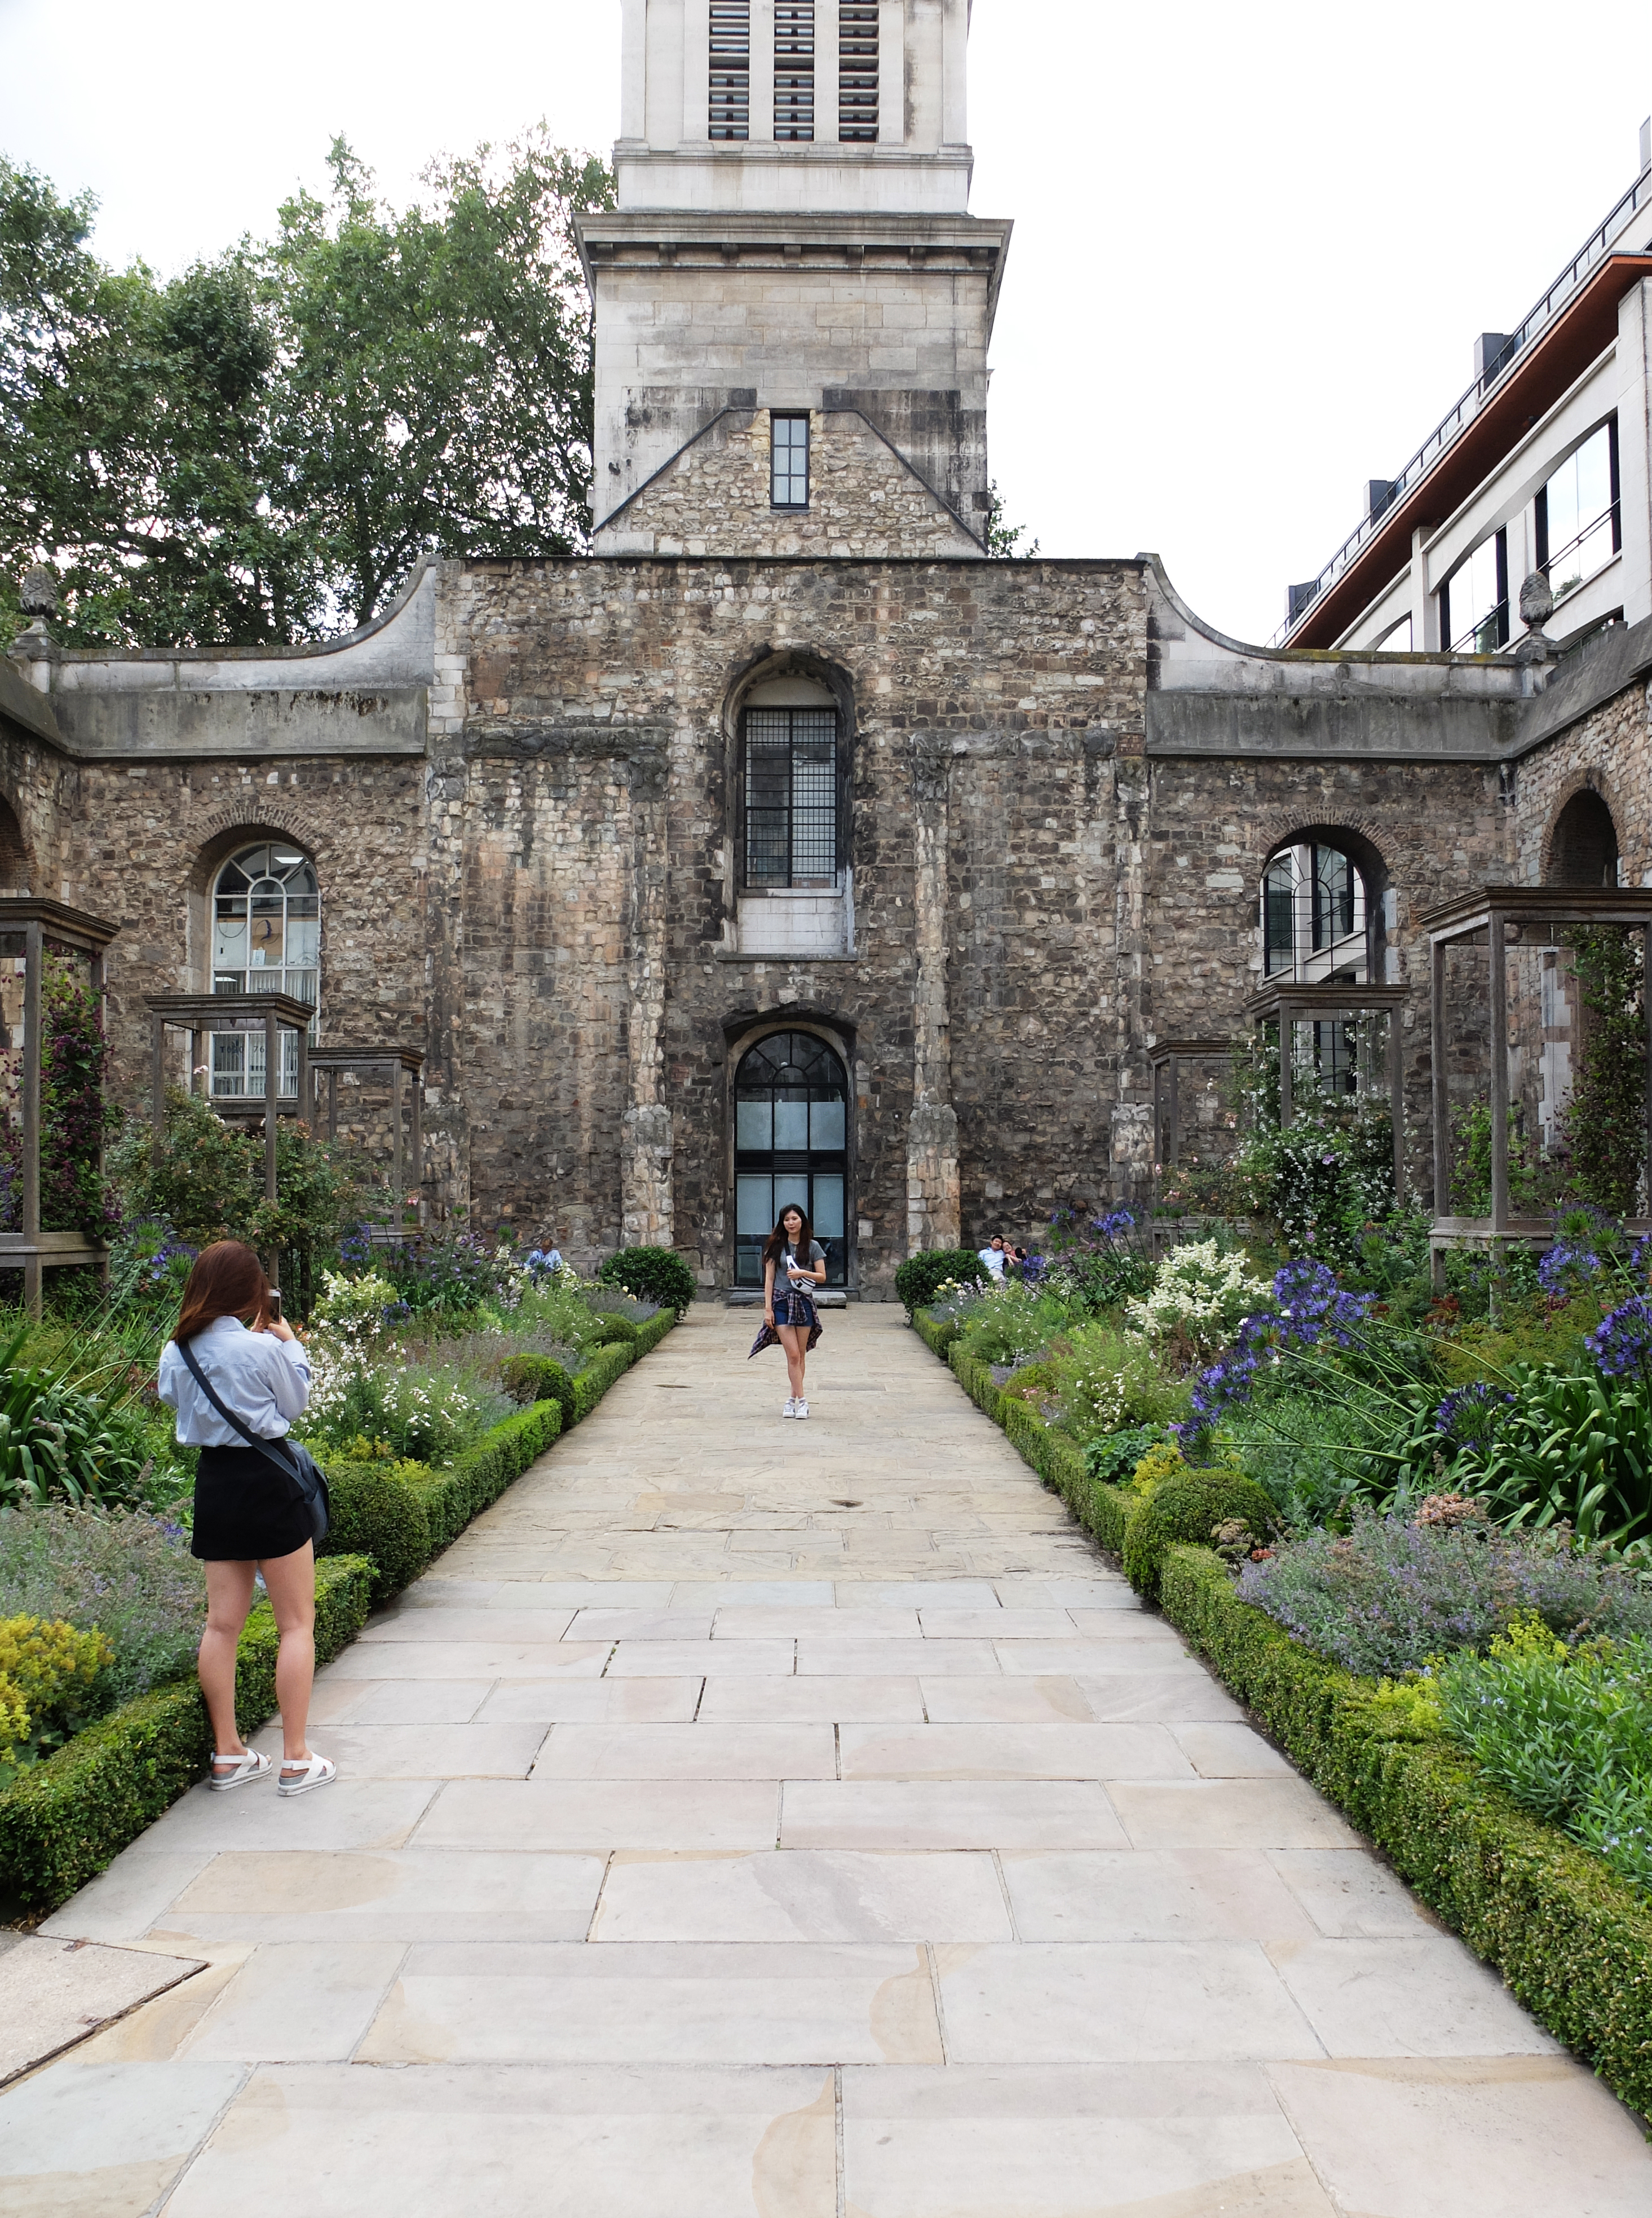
left=10, top=1301, right=1651, bottom=2214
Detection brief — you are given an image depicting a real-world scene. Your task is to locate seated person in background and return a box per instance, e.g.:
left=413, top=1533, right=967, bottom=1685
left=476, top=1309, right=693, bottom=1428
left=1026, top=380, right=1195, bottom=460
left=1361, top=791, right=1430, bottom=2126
left=977, top=1234, right=1009, bottom=1283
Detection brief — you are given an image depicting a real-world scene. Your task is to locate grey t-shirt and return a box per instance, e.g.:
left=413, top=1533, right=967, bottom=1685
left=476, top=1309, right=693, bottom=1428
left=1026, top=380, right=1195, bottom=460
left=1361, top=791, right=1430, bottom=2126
left=782, top=1240, right=827, bottom=1281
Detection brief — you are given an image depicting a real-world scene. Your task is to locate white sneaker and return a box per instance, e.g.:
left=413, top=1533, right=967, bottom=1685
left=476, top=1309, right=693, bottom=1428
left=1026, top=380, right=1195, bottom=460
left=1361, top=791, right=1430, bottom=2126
left=782, top=1399, right=797, bottom=1419
left=794, top=1399, right=809, bottom=1419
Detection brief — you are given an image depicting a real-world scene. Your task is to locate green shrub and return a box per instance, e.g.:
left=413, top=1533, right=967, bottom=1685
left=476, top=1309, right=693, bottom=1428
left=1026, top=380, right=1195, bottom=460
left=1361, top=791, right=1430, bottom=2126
left=1083, top=1426, right=1159, bottom=1488
left=0, top=1505, right=205, bottom=1700
left=911, top=1309, right=960, bottom=1357
left=0, top=1616, right=113, bottom=1784
left=0, top=1554, right=372, bottom=1911
left=894, top=1249, right=986, bottom=1316
left=1122, top=1469, right=1277, bottom=1598
left=407, top=1401, right=563, bottom=1550
left=1158, top=1544, right=1652, bottom=2123
left=317, top=1464, right=432, bottom=1603
left=1437, top=1617, right=1652, bottom=1890
left=596, top=1245, right=697, bottom=1316
left=633, top=1310, right=677, bottom=1358
left=500, top=1354, right=577, bottom=1425
left=572, top=1342, right=635, bottom=1422
left=586, top=1313, right=641, bottom=1349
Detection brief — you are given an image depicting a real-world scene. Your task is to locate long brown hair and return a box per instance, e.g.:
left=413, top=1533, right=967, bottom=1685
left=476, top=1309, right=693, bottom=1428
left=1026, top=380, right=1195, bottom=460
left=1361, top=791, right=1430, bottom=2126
left=173, top=1240, right=268, bottom=1344
left=762, top=1204, right=812, bottom=1265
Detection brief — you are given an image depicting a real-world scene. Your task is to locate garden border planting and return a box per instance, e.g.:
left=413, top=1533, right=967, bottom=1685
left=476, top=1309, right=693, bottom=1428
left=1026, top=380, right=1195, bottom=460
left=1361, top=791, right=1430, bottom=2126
left=911, top=1308, right=1652, bottom=2122
left=0, top=1307, right=679, bottom=1913
left=0, top=1554, right=373, bottom=1912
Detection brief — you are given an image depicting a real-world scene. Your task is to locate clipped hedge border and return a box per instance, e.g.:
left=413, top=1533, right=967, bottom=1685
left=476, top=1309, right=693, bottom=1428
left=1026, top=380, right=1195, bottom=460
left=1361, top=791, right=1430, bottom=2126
left=0, top=1554, right=373, bottom=1913
left=911, top=1307, right=1652, bottom=2121
left=1160, top=1545, right=1652, bottom=2122
left=0, top=1309, right=679, bottom=1913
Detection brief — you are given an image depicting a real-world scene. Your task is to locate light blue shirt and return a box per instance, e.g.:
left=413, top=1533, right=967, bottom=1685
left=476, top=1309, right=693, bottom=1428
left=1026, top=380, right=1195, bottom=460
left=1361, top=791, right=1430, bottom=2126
left=156, top=1315, right=312, bottom=1447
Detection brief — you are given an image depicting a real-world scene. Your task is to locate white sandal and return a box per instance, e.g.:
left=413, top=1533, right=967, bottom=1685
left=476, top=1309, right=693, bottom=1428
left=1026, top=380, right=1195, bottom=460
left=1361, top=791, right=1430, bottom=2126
left=277, top=1752, right=337, bottom=1798
left=209, top=1750, right=272, bottom=1792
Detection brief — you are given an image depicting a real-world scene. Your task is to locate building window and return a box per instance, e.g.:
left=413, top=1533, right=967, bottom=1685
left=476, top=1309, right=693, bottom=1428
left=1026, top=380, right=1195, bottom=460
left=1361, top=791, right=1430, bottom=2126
left=744, top=706, right=838, bottom=887
left=1535, top=419, right=1620, bottom=604
left=838, top=2, right=878, bottom=139
left=1262, top=838, right=1371, bottom=1093
left=709, top=2, right=751, bottom=139
left=771, top=412, right=810, bottom=508
left=734, top=1031, right=849, bottom=1286
left=1375, top=615, right=1412, bottom=653
left=1264, top=841, right=1368, bottom=984
left=1440, top=529, right=1508, bottom=655
left=210, top=840, right=320, bottom=1097
left=774, top=2, right=815, bottom=138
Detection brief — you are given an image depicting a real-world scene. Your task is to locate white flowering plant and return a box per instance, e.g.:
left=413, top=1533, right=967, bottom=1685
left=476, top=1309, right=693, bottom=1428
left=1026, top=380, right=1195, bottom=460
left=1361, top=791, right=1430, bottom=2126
left=1124, top=1240, right=1271, bottom=1365
left=297, top=1268, right=494, bottom=1462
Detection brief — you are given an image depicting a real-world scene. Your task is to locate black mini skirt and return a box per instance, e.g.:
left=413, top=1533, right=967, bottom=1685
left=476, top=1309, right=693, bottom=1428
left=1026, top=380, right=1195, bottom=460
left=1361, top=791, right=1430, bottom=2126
left=191, top=1444, right=313, bottom=1564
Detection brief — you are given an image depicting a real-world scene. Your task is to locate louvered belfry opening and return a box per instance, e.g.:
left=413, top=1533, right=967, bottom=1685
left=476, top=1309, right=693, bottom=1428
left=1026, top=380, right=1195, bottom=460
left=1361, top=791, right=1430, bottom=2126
left=774, top=2, right=816, bottom=139
left=744, top=708, right=839, bottom=887
left=838, top=2, right=878, bottom=139
left=709, top=2, right=751, bottom=139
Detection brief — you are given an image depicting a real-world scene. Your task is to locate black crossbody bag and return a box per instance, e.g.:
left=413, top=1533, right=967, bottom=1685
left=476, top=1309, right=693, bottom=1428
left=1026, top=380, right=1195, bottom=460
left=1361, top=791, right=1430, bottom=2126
left=179, top=1336, right=330, bottom=1545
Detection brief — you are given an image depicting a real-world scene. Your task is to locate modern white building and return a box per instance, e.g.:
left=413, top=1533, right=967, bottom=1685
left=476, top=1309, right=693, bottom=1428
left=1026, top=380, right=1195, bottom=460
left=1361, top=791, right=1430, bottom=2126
left=1280, top=118, right=1652, bottom=658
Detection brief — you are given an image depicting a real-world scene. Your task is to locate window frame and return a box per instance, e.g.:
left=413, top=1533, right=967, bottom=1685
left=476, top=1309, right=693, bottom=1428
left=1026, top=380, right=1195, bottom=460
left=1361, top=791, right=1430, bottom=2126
left=1439, top=527, right=1509, bottom=655
left=1535, top=417, right=1620, bottom=606
left=207, top=839, right=321, bottom=1100
left=770, top=411, right=811, bottom=510
left=740, top=704, right=841, bottom=890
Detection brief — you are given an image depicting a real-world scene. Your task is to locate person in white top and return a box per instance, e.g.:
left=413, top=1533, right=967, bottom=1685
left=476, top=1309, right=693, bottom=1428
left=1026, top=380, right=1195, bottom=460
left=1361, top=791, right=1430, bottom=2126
left=157, top=1241, right=335, bottom=1798
left=977, top=1235, right=1009, bottom=1283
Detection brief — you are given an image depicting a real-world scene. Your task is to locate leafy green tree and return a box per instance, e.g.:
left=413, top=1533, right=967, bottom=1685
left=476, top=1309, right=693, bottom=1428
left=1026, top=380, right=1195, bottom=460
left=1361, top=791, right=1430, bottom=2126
left=268, top=134, right=612, bottom=628
left=0, top=130, right=613, bottom=647
left=0, top=160, right=312, bottom=647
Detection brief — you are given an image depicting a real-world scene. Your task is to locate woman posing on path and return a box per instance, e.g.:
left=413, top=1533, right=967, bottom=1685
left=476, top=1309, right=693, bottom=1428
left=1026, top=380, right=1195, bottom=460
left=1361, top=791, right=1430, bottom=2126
left=157, top=1241, right=336, bottom=1798
left=753, top=1203, right=827, bottom=1418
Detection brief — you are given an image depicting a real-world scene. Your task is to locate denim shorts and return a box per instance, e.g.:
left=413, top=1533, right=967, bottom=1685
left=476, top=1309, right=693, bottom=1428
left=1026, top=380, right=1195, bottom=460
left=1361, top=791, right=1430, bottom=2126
left=771, top=1286, right=819, bottom=1330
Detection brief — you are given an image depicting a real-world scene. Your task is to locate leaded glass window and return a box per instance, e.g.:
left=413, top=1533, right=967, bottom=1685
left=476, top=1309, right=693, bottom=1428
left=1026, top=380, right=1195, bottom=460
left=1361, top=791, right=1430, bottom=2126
left=210, top=841, right=319, bottom=1097
left=1261, top=839, right=1370, bottom=1093
left=734, top=1030, right=849, bottom=1286
left=744, top=707, right=838, bottom=886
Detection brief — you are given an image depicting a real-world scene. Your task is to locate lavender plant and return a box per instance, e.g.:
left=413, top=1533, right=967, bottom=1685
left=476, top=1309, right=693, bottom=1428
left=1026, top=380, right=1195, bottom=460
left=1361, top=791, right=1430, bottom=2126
left=1239, top=1510, right=1652, bottom=1676
left=0, top=1503, right=205, bottom=1699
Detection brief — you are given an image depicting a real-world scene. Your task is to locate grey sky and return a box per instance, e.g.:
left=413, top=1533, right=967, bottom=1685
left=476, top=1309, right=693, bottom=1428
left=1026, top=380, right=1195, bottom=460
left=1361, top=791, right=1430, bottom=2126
left=3, top=0, right=1650, bottom=642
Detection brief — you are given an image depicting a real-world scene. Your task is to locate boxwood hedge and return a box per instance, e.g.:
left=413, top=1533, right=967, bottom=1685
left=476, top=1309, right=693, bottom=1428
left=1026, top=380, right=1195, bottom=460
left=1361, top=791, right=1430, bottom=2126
left=910, top=1307, right=1652, bottom=2123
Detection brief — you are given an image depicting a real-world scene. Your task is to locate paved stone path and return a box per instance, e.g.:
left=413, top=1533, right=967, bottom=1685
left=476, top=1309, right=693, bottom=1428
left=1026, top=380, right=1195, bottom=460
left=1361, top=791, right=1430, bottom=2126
left=5, top=1304, right=1651, bottom=2215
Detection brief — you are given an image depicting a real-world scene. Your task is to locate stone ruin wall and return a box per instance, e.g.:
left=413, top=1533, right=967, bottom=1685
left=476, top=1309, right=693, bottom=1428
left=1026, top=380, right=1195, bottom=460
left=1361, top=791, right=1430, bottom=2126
left=443, top=554, right=1149, bottom=1290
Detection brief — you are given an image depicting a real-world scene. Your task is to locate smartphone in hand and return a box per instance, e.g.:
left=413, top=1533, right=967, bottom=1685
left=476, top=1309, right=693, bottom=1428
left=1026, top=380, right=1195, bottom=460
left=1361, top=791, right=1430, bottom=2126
left=266, top=1290, right=282, bottom=1322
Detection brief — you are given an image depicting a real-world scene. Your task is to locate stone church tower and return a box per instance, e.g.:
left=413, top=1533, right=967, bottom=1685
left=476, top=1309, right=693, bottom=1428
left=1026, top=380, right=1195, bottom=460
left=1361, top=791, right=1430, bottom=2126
left=581, top=0, right=1008, bottom=558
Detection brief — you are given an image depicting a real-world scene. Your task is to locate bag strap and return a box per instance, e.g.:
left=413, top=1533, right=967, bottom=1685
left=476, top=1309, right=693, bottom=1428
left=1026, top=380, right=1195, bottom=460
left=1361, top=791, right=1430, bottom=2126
left=178, top=1335, right=302, bottom=1485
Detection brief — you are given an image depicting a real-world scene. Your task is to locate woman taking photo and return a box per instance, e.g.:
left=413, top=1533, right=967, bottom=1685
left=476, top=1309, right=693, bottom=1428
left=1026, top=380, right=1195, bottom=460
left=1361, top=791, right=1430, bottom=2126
left=157, top=1241, right=335, bottom=1797
left=750, top=1203, right=827, bottom=1418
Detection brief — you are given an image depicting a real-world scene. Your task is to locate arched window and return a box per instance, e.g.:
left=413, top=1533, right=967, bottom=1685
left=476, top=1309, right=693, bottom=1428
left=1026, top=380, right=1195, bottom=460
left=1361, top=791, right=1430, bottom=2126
left=209, top=841, right=320, bottom=1097
left=734, top=1031, right=849, bottom=1286
left=741, top=677, right=841, bottom=889
left=1263, top=840, right=1369, bottom=985
left=1262, top=837, right=1371, bottom=1094
left=1547, top=790, right=1618, bottom=888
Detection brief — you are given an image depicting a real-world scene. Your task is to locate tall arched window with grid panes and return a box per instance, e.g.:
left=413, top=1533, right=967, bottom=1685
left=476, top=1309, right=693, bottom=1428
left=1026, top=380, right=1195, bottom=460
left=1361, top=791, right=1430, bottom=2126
left=1261, top=837, right=1371, bottom=1093
left=209, top=841, right=320, bottom=1098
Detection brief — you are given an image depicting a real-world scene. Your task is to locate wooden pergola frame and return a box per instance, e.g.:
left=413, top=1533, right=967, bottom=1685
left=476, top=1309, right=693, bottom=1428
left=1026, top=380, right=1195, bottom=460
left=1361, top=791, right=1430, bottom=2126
left=1419, top=884, right=1652, bottom=1273
left=145, top=992, right=312, bottom=1211
left=1149, top=1038, right=1233, bottom=1170
left=308, top=1044, right=425, bottom=1234
left=0, top=898, right=120, bottom=1316
left=1243, top=980, right=1407, bottom=1202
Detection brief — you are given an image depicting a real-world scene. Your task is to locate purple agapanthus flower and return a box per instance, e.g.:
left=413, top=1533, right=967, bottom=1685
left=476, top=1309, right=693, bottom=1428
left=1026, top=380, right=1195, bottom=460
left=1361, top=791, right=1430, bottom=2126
left=1092, top=1210, right=1137, bottom=1241
left=1539, top=1238, right=1602, bottom=1294
left=1434, top=1379, right=1516, bottom=1444
left=1181, top=1262, right=1375, bottom=1439
left=1588, top=1296, right=1652, bottom=1378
